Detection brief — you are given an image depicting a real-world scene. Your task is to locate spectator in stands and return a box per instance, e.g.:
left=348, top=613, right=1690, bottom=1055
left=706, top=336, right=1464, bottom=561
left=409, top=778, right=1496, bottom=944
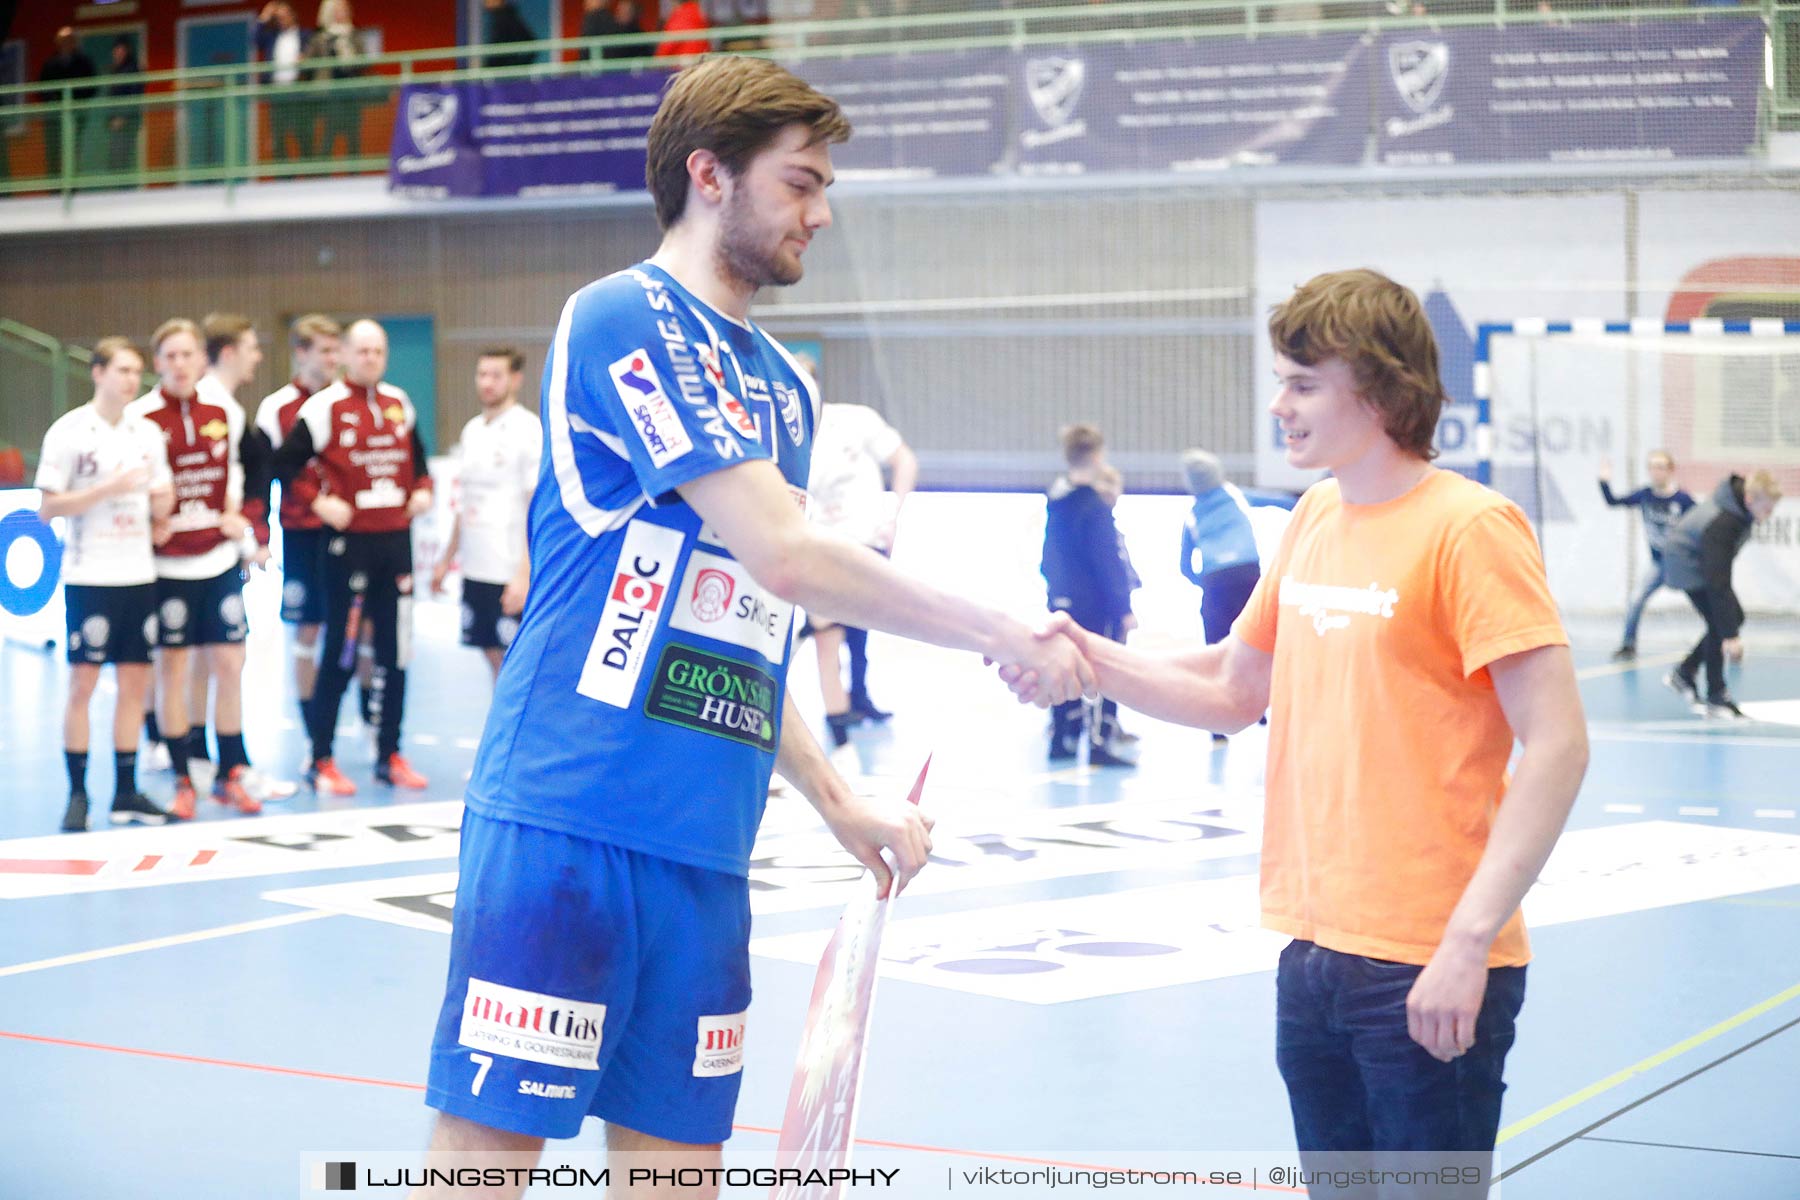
left=38, top=27, right=98, bottom=179
left=655, top=0, right=713, bottom=59
left=482, top=0, right=541, bottom=71
left=101, top=38, right=144, bottom=178
left=582, top=0, right=651, bottom=61
left=308, top=1, right=363, bottom=158
left=258, top=2, right=316, bottom=161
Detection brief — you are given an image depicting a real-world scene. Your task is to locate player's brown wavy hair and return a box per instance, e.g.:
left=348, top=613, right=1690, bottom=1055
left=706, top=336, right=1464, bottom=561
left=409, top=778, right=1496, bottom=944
left=645, top=55, right=850, bottom=232
left=1268, top=269, right=1446, bottom=460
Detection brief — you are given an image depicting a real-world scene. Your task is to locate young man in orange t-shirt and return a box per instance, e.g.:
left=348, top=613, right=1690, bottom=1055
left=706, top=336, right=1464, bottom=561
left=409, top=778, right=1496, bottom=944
left=1007, top=270, right=1589, bottom=1177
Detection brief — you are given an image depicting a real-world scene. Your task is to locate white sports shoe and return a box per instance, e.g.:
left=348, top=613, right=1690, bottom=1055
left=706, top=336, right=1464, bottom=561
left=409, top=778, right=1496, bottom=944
left=186, top=757, right=218, bottom=791
left=144, top=741, right=172, bottom=772
left=239, top=767, right=299, bottom=801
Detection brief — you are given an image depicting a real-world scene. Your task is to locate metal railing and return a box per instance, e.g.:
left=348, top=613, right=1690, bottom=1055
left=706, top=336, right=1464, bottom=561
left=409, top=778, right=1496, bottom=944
left=0, top=0, right=1794, bottom=199
left=0, top=321, right=92, bottom=475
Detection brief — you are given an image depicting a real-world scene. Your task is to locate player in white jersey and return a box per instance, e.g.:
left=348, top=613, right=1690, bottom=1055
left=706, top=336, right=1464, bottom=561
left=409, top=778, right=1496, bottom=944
left=35, top=337, right=178, bottom=831
left=431, top=347, right=542, bottom=679
left=804, top=377, right=917, bottom=744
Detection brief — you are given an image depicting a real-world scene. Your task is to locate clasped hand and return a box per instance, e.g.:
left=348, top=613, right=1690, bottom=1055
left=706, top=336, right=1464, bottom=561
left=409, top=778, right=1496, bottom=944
left=990, top=614, right=1096, bottom=708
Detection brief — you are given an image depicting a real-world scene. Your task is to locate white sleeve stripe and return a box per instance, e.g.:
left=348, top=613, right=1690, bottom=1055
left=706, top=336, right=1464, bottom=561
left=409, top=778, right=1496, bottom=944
left=547, top=291, right=642, bottom=537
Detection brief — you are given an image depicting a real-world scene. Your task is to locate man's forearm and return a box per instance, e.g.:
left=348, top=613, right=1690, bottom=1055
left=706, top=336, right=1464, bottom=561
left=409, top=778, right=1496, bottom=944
left=786, top=534, right=1024, bottom=664
left=1079, top=634, right=1260, bottom=733
left=775, top=693, right=844, bottom=810
left=38, top=484, right=113, bottom=520
left=1439, top=732, right=1587, bottom=952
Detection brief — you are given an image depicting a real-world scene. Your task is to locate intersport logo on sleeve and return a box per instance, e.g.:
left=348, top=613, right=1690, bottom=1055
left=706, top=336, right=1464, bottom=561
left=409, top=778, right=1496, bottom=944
left=608, top=349, right=693, bottom=469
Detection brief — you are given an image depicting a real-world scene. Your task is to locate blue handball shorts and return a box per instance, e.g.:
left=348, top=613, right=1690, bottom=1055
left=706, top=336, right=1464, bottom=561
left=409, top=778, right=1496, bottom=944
left=426, top=808, right=753, bottom=1144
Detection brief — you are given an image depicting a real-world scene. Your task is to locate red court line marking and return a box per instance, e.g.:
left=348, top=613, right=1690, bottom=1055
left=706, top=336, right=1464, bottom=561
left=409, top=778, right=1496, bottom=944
left=0, top=1029, right=1299, bottom=1191
left=0, top=858, right=106, bottom=876
left=0, top=1030, right=425, bottom=1092
left=190, top=849, right=217, bottom=866
left=134, top=856, right=162, bottom=872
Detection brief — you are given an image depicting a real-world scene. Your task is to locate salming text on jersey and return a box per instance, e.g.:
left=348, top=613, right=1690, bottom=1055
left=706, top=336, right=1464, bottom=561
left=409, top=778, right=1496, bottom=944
left=463, top=262, right=821, bottom=877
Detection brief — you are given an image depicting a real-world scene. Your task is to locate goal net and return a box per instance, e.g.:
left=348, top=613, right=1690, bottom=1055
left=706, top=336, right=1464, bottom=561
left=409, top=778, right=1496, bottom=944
left=1477, top=319, right=1800, bottom=618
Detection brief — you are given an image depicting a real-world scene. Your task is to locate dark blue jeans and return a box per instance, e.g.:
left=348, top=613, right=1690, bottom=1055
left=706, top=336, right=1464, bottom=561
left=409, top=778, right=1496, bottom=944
left=1275, top=941, right=1525, bottom=1197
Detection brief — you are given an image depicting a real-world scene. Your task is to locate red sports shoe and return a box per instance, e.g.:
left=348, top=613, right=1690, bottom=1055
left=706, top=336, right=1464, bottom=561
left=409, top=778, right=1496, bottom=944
left=214, top=766, right=263, bottom=815
left=376, top=753, right=428, bottom=790
left=171, top=777, right=198, bottom=820
left=308, top=758, right=357, bottom=796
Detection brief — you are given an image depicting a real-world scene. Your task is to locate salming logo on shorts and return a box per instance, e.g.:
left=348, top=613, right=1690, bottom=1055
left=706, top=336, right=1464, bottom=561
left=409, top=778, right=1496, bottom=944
left=458, top=977, right=605, bottom=1070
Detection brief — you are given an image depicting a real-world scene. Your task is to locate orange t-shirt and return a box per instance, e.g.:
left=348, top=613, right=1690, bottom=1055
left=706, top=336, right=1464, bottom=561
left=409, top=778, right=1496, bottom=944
left=1232, top=469, right=1567, bottom=968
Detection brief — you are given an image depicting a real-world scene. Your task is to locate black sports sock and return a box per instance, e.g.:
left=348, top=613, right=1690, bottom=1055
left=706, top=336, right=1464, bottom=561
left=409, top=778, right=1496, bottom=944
left=144, top=711, right=162, bottom=744
left=114, top=751, right=137, bottom=799
left=168, top=736, right=191, bottom=782
left=218, top=733, right=247, bottom=774
left=188, top=724, right=211, bottom=763
left=65, top=750, right=88, bottom=796
left=825, top=714, right=852, bottom=748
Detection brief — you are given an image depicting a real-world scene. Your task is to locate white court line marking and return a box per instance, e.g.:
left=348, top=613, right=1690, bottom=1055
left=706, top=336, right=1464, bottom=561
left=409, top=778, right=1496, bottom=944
left=1588, top=730, right=1800, bottom=750
left=0, top=911, right=335, bottom=979
left=1756, top=809, right=1797, bottom=820
left=412, top=734, right=441, bottom=746
left=1603, top=804, right=1645, bottom=815
left=454, top=738, right=480, bottom=751
left=1575, top=654, right=1684, bottom=681
left=1678, top=806, right=1721, bottom=817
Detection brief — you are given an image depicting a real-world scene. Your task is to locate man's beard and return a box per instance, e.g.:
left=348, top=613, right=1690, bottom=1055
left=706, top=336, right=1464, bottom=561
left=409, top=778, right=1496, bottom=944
left=717, top=190, right=802, bottom=291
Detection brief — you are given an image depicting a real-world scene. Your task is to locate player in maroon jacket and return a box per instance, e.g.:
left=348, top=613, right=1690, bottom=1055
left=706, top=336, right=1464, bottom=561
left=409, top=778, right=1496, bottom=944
left=127, top=319, right=258, bottom=819
left=271, top=318, right=434, bottom=794
left=253, top=314, right=343, bottom=718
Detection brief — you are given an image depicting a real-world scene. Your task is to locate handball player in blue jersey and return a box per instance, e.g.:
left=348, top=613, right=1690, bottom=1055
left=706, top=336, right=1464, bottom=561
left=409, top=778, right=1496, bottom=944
left=414, top=55, right=1094, bottom=1199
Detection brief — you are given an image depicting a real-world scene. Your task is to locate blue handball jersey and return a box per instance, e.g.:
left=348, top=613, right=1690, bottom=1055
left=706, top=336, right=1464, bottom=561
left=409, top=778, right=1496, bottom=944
left=465, top=263, right=819, bottom=877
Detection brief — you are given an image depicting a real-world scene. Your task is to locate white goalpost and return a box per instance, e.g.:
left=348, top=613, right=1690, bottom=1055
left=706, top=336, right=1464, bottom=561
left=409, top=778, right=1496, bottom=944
left=1475, top=318, right=1800, bottom=618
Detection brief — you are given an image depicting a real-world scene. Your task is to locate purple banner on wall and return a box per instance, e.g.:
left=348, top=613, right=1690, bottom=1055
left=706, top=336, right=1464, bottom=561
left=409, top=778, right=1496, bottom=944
left=791, top=49, right=1012, bottom=181
left=1014, top=36, right=1373, bottom=176
left=389, top=72, right=670, bottom=199
left=1377, top=18, right=1764, bottom=165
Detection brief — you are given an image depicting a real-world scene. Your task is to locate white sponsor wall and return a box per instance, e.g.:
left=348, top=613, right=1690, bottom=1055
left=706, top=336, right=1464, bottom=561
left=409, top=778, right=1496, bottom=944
left=1636, top=190, right=1800, bottom=613
left=1253, top=191, right=1800, bottom=616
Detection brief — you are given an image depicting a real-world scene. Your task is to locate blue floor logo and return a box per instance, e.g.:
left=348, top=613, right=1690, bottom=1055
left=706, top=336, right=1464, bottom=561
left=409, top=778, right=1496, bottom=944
left=0, top=509, right=61, bottom=616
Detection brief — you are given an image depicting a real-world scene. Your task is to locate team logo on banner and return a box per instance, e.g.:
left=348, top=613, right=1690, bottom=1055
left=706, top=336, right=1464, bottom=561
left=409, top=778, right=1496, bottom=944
left=1025, top=57, right=1085, bottom=128
left=1389, top=41, right=1449, bottom=114
left=407, top=91, right=459, bottom=156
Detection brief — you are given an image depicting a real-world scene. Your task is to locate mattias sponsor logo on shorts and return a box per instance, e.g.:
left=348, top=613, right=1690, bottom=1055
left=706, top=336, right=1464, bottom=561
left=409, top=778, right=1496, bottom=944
left=458, top=977, right=605, bottom=1070
left=644, top=643, right=779, bottom=752
left=608, top=349, right=693, bottom=468
left=693, top=1011, right=747, bottom=1078
left=576, top=520, right=684, bottom=708
left=669, top=550, right=795, bottom=665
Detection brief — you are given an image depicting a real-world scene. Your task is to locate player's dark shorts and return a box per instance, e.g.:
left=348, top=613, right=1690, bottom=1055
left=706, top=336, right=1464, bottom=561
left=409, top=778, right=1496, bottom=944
left=279, top=526, right=328, bottom=625
left=426, top=809, right=752, bottom=1144
left=64, top=582, right=158, bottom=665
left=154, top=567, right=247, bottom=648
left=460, top=579, right=520, bottom=651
